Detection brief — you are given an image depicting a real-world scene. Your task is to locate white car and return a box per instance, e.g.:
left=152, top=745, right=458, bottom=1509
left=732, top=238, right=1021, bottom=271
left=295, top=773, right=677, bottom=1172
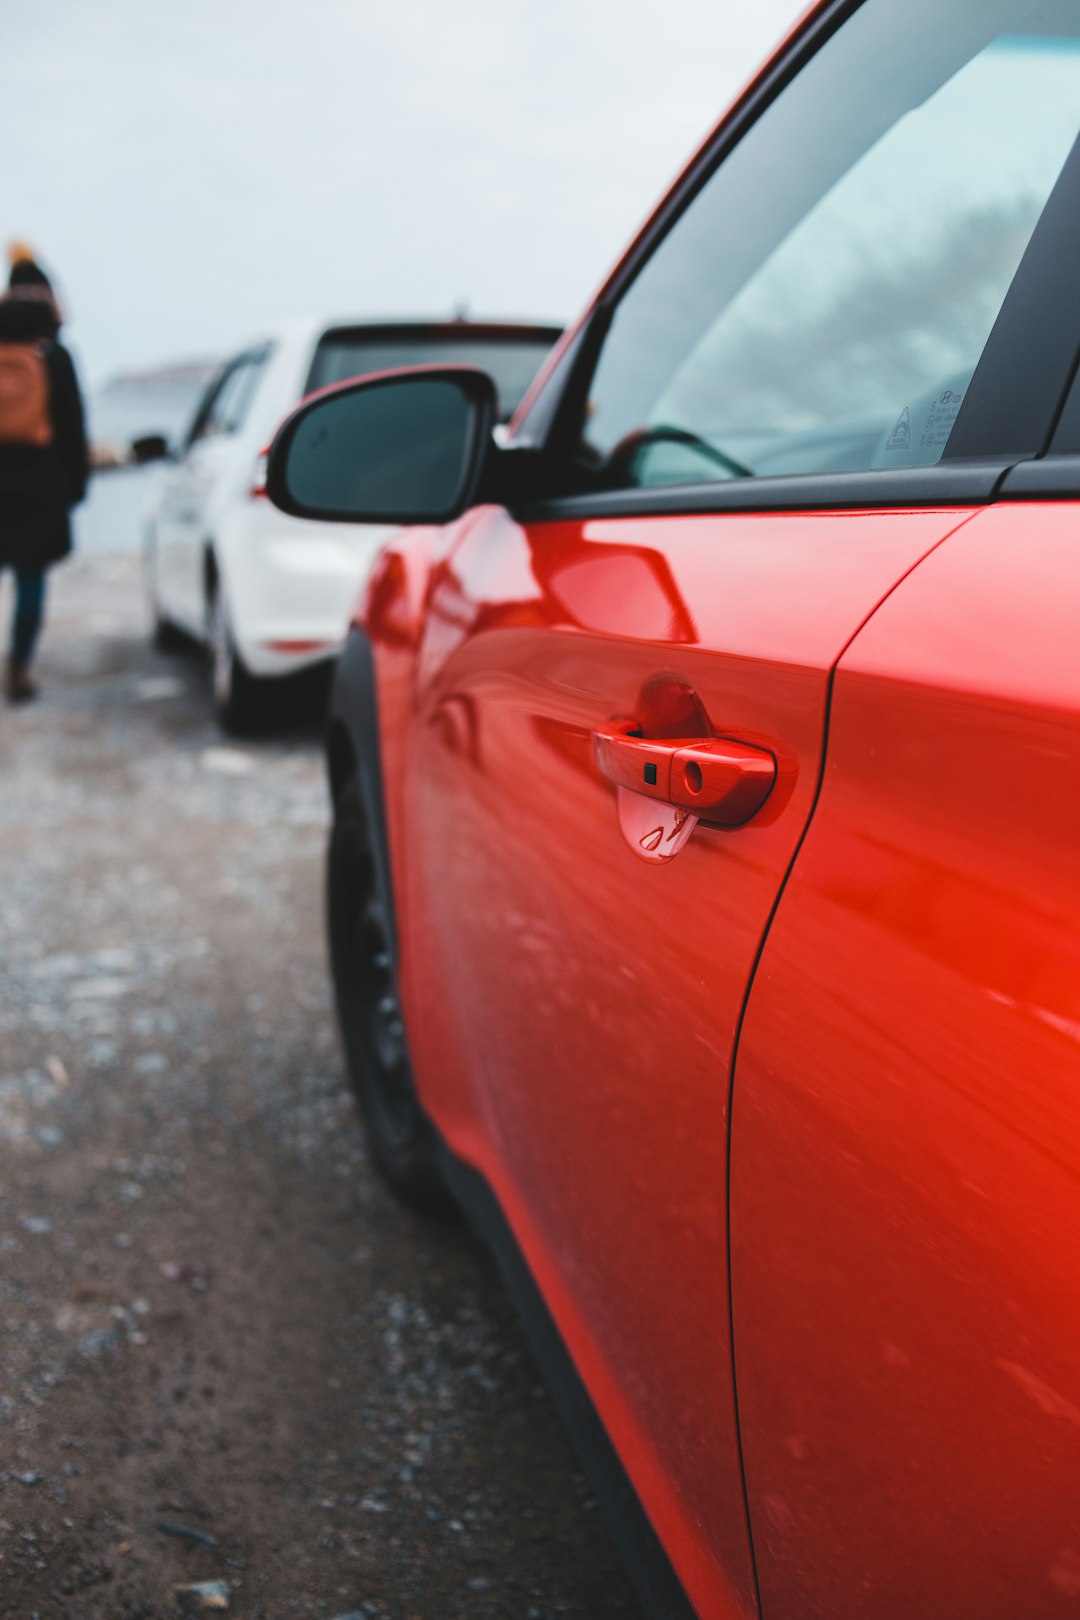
left=142, top=316, right=562, bottom=730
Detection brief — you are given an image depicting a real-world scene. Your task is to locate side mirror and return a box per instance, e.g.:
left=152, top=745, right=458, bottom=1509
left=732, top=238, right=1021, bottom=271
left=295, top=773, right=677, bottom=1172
left=129, top=432, right=171, bottom=465
left=266, top=367, right=496, bottom=524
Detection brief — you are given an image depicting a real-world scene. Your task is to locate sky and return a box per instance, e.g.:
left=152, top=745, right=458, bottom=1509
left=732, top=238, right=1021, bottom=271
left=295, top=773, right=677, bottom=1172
left=1, top=0, right=800, bottom=386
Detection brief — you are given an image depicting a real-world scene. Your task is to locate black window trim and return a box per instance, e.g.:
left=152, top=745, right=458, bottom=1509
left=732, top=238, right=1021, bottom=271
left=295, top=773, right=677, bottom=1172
left=514, top=0, right=1080, bottom=523
left=186, top=342, right=273, bottom=447
left=998, top=454, right=1080, bottom=498
left=186, top=363, right=231, bottom=448
left=1029, top=302, right=1080, bottom=467
left=518, top=460, right=1014, bottom=523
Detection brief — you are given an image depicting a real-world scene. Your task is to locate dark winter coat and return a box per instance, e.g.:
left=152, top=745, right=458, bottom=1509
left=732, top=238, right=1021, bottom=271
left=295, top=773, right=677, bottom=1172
left=0, top=292, right=89, bottom=572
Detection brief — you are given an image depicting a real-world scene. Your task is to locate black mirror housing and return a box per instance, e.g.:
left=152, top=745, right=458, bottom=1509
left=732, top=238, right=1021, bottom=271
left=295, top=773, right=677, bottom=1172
left=129, top=432, right=171, bottom=465
left=266, top=366, right=497, bottom=525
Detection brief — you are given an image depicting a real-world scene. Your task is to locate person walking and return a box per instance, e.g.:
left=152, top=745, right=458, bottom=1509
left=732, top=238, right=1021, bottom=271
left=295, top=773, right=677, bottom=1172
left=0, top=243, right=88, bottom=703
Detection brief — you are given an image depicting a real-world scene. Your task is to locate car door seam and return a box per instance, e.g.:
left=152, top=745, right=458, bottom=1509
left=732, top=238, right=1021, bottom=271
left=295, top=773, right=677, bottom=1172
left=722, top=500, right=988, bottom=1614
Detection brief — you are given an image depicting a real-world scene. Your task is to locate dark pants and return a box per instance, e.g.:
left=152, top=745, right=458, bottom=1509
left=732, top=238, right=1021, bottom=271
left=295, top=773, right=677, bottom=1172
left=5, top=568, right=46, bottom=667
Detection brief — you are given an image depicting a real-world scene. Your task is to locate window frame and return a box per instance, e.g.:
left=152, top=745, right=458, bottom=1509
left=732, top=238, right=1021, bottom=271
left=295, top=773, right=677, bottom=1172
left=513, top=0, right=1080, bottom=520
left=186, top=345, right=272, bottom=447
left=185, top=366, right=231, bottom=448
left=1010, top=283, right=1080, bottom=488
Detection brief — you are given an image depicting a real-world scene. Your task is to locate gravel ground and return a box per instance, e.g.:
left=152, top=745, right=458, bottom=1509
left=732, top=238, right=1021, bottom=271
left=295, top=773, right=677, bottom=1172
left=0, top=554, right=641, bottom=1620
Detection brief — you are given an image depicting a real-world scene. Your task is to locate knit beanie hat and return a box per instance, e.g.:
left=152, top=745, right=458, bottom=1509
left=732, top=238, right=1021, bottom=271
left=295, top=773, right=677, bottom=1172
left=5, top=242, right=62, bottom=330
left=8, top=241, right=52, bottom=290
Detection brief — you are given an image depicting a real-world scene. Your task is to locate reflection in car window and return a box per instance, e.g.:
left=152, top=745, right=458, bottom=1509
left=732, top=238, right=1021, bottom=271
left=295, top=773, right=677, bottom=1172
left=307, top=331, right=559, bottom=422
left=578, top=0, right=1080, bottom=488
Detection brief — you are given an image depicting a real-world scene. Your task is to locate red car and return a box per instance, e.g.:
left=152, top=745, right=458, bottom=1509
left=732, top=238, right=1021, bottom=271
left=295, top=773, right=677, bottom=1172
left=267, top=1, right=1080, bottom=1614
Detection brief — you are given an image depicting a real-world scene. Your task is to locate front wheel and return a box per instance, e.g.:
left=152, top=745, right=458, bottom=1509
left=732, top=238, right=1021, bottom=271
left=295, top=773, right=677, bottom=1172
left=209, top=584, right=265, bottom=735
left=327, top=778, right=449, bottom=1211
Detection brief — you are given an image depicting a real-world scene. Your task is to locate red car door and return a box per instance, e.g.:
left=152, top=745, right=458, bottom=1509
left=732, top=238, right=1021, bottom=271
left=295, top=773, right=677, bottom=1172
left=399, top=501, right=977, bottom=1617
left=382, top=5, right=1080, bottom=1613
left=730, top=497, right=1080, bottom=1619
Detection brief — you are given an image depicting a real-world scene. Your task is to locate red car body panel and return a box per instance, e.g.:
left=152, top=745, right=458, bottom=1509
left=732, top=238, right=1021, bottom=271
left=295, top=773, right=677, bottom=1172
left=731, top=501, right=1080, bottom=1618
left=362, top=502, right=983, bottom=1616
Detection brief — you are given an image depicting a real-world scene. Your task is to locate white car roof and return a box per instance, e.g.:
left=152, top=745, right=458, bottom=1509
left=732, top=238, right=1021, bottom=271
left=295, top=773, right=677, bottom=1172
left=228, top=313, right=564, bottom=360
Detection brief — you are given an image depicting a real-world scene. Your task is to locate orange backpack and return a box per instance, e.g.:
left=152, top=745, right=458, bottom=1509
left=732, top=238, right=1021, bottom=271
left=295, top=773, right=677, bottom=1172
left=0, top=342, right=52, bottom=447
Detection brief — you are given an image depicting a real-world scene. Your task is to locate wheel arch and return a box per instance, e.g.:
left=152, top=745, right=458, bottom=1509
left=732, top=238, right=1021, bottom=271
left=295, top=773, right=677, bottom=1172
left=327, top=719, right=357, bottom=807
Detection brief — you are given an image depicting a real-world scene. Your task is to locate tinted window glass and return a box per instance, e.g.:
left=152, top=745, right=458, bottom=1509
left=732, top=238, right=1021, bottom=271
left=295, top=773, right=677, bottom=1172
left=577, top=0, right=1080, bottom=489
left=307, top=330, right=558, bottom=421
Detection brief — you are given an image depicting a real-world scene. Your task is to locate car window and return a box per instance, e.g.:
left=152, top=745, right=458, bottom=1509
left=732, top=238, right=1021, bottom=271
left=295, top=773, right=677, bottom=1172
left=212, top=354, right=265, bottom=434
left=307, top=330, right=559, bottom=422
left=575, top=0, right=1080, bottom=490
left=186, top=370, right=228, bottom=446
left=189, top=349, right=269, bottom=444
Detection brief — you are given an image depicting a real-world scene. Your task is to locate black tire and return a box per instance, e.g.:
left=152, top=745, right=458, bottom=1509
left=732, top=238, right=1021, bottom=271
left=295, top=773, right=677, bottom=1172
left=327, top=777, right=449, bottom=1211
left=152, top=608, right=188, bottom=653
left=209, top=584, right=266, bottom=735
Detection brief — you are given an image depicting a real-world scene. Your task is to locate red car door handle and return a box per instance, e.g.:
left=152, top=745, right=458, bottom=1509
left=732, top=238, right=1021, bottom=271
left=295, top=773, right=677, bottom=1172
left=592, top=721, right=776, bottom=825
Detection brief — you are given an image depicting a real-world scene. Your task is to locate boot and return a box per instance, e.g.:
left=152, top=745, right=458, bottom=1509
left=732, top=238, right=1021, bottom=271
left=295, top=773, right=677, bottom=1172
left=6, top=658, right=37, bottom=704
